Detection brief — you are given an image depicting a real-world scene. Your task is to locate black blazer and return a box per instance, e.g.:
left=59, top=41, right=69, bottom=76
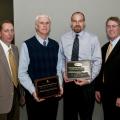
left=95, top=39, right=120, bottom=97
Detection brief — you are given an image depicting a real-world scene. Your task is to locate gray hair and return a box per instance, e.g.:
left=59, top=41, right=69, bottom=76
left=35, top=14, right=51, bottom=27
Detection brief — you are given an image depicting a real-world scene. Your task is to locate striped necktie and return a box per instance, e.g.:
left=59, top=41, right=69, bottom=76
left=71, top=34, right=79, bottom=61
left=105, top=42, right=113, bottom=61
left=8, top=49, right=18, bottom=87
left=43, top=41, right=46, bottom=46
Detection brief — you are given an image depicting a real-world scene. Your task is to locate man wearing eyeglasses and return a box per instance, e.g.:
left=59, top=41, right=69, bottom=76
left=95, top=17, right=120, bottom=120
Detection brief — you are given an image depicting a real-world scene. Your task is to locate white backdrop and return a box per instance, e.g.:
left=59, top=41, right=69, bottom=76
left=13, top=0, right=120, bottom=120
left=14, top=0, right=120, bottom=49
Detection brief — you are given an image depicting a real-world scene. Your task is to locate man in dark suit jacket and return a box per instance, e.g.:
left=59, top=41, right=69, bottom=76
left=0, top=20, right=23, bottom=120
left=95, top=17, right=120, bottom=120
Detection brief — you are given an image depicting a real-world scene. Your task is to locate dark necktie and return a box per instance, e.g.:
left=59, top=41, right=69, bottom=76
left=71, top=34, right=79, bottom=61
left=43, top=41, right=46, bottom=46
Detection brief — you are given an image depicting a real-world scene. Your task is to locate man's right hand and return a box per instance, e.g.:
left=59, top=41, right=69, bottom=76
left=63, top=72, right=73, bottom=83
left=95, top=91, right=101, bottom=103
left=32, top=91, right=45, bottom=102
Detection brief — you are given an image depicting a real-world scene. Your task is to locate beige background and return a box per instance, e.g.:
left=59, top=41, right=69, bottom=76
left=13, top=0, right=120, bottom=120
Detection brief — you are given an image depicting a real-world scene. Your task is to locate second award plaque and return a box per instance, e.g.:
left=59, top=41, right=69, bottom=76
left=35, top=76, right=60, bottom=99
left=67, top=60, right=91, bottom=80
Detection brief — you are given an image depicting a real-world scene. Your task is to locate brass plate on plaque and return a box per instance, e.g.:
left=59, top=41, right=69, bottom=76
left=35, top=76, right=60, bottom=99
left=67, top=60, right=91, bottom=80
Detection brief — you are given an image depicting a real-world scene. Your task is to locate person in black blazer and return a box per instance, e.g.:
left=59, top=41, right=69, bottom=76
left=95, top=16, right=120, bottom=120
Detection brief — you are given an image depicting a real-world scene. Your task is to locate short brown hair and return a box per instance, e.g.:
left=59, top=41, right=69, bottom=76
left=71, top=11, right=85, bottom=21
left=0, top=20, right=13, bottom=31
left=106, top=17, right=120, bottom=26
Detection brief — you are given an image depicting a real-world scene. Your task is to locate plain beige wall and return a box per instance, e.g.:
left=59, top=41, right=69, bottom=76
left=14, top=0, right=120, bottom=49
left=13, top=0, right=120, bottom=120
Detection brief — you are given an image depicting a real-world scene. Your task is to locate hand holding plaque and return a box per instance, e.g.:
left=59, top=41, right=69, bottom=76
left=67, top=60, right=91, bottom=81
left=34, top=76, right=60, bottom=99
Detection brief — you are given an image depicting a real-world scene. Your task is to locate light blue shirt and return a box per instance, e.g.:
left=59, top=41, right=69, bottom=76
left=110, top=36, right=120, bottom=49
left=18, top=34, right=49, bottom=94
left=57, top=30, right=102, bottom=83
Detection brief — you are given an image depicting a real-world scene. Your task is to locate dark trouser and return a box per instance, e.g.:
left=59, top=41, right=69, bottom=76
left=101, top=87, right=120, bottom=120
left=25, top=91, right=59, bottom=120
left=0, top=87, right=20, bottom=120
left=64, top=82, right=95, bottom=120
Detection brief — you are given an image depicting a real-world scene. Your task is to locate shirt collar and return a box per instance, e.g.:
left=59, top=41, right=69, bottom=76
left=110, top=35, right=120, bottom=48
left=35, top=33, right=48, bottom=45
left=72, top=31, right=85, bottom=38
left=0, top=40, right=11, bottom=53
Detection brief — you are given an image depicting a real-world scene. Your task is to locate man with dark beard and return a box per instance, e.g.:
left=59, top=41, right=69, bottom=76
left=57, top=11, right=102, bottom=120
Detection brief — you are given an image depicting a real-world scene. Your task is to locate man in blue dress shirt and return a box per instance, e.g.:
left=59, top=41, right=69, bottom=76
left=57, top=11, right=102, bottom=120
left=18, top=14, right=63, bottom=120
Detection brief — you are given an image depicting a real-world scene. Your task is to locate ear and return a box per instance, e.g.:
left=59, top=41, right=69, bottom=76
left=0, top=32, right=1, bottom=38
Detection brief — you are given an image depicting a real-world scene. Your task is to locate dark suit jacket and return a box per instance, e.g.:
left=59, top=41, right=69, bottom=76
left=95, top=39, right=120, bottom=97
left=0, top=43, right=19, bottom=114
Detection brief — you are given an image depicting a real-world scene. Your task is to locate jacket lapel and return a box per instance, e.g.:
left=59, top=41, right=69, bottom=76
left=106, top=39, right=120, bottom=61
left=0, top=43, right=12, bottom=78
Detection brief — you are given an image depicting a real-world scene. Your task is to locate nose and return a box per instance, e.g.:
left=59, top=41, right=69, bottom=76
left=76, top=21, right=80, bottom=25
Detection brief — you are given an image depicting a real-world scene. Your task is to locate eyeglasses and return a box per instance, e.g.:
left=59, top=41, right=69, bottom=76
left=106, top=24, right=119, bottom=29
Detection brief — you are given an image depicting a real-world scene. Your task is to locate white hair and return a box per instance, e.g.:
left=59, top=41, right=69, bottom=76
left=35, top=14, right=51, bottom=25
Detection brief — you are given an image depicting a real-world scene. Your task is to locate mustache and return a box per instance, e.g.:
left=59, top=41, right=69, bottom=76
left=75, top=25, right=81, bottom=27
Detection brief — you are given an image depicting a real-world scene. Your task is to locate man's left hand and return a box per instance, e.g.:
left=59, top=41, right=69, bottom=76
left=116, top=98, right=120, bottom=107
left=74, top=79, right=90, bottom=86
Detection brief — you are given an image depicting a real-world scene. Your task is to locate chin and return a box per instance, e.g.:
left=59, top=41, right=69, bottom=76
left=74, top=29, right=81, bottom=33
left=74, top=30, right=81, bottom=33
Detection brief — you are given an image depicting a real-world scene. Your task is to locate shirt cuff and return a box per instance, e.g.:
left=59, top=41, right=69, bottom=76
left=87, top=80, right=91, bottom=83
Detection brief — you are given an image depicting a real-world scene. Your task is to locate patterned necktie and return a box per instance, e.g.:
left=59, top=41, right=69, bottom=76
left=43, top=41, right=46, bottom=46
left=8, top=49, right=18, bottom=87
left=105, top=42, right=113, bottom=61
left=71, top=34, right=79, bottom=61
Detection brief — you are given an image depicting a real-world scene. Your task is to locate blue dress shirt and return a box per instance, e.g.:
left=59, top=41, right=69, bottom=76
left=57, top=30, right=102, bottom=83
left=18, top=34, right=49, bottom=94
